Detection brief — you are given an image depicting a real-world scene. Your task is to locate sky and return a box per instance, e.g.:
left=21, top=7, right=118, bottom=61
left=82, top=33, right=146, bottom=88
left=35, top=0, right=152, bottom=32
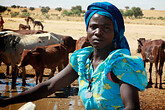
left=1, top=0, right=165, bottom=10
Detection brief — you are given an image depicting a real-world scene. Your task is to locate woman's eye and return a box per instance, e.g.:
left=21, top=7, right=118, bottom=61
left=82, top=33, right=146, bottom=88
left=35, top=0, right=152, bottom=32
left=104, top=26, right=110, bottom=30
left=90, top=25, right=97, bottom=30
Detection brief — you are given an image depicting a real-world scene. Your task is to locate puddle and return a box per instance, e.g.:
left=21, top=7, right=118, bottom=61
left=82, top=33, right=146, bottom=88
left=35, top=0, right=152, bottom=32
left=0, top=73, right=85, bottom=110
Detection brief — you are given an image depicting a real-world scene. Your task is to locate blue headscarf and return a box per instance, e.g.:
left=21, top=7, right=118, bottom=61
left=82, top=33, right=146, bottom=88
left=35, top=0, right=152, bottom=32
left=85, top=2, right=130, bottom=51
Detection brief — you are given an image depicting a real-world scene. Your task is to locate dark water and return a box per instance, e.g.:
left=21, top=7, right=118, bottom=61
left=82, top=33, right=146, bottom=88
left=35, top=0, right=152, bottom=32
left=0, top=76, right=36, bottom=98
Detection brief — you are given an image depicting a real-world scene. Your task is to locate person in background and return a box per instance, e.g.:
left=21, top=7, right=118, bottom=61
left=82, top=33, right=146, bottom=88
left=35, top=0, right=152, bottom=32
left=0, top=15, right=5, bottom=30
left=0, top=2, right=148, bottom=110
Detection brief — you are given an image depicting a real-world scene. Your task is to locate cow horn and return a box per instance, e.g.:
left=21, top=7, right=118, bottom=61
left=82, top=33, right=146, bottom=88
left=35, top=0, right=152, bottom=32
left=137, top=39, right=143, bottom=46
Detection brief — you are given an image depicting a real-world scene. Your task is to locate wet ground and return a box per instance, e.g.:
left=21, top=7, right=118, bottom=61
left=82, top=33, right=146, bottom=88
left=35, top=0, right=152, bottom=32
left=0, top=72, right=85, bottom=110
left=0, top=64, right=165, bottom=110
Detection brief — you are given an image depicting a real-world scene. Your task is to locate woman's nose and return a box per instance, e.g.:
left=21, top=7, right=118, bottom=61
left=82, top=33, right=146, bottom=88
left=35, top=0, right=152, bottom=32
left=95, top=27, right=103, bottom=35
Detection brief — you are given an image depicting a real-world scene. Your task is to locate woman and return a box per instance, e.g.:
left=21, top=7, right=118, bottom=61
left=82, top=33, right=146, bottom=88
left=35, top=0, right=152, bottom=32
left=0, top=2, right=148, bottom=110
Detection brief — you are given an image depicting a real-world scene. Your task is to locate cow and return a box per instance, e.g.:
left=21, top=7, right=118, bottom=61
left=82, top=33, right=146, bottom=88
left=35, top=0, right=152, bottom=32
left=25, top=17, right=44, bottom=30
left=18, top=44, right=69, bottom=84
left=0, top=30, right=48, bottom=75
left=138, top=39, right=165, bottom=89
left=0, top=31, right=77, bottom=88
left=59, top=35, right=77, bottom=53
left=19, top=24, right=31, bottom=30
left=44, top=33, right=77, bottom=74
left=1, top=29, right=48, bottom=35
left=75, top=36, right=91, bottom=50
left=0, top=32, right=64, bottom=88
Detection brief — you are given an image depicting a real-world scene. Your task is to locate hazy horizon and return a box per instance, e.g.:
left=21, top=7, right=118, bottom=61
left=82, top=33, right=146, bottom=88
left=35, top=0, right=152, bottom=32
left=1, top=0, right=165, bottom=11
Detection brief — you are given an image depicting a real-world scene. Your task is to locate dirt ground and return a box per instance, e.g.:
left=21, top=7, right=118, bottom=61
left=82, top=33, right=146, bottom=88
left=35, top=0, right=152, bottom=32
left=0, top=18, right=165, bottom=110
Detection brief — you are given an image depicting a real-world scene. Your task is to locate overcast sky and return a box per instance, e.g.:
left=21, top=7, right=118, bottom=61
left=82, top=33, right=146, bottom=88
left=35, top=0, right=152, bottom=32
left=1, top=0, right=165, bottom=10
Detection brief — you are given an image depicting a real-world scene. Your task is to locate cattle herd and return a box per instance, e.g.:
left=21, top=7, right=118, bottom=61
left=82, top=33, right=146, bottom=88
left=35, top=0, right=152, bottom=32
left=0, top=16, right=164, bottom=90
left=0, top=30, right=79, bottom=89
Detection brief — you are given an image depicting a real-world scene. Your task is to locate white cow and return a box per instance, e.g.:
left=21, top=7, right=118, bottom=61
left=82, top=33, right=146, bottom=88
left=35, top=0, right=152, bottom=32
left=0, top=32, right=64, bottom=88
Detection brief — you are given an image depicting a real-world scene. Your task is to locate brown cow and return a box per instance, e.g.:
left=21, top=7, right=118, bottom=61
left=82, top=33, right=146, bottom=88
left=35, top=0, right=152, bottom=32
left=25, top=17, right=33, bottom=25
left=19, top=24, right=31, bottom=30
left=139, top=39, right=165, bottom=89
left=57, top=34, right=77, bottom=53
left=25, top=17, right=44, bottom=30
left=76, top=36, right=91, bottom=50
left=18, top=44, right=69, bottom=84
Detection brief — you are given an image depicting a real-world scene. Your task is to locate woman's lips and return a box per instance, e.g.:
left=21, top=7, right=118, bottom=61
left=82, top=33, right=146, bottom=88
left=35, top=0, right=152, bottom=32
left=92, top=39, right=103, bottom=43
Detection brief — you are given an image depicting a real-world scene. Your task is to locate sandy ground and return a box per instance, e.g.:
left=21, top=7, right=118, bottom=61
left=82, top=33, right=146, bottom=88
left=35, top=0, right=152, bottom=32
left=0, top=18, right=165, bottom=110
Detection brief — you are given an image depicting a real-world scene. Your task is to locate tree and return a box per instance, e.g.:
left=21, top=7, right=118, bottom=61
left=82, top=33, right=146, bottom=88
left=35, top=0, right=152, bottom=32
left=125, top=6, right=129, bottom=10
left=41, top=7, right=50, bottom=14
left=10, top=12, right=19, bottom=17
left=20, top=12, right=30, bottom=18
left=16, top=5, right=20, bottom=8
left=29, top=7, right=35, bottom=11
left=62, top=5, right=83, bottom=16
left=0, top=5, right=7, bottom=13
left=55, top=7, right=62, bottom=12
left=157, top=16, right=164, bottom=20
left=45, top=6, right=50, bottom=11
left=71, top=5, right=82, bottom=16
left=123, top=9, right=133, bottom=18
left=22, top=9, right=27, bottom=12
left=71, top=5, right=82, bottom=13
left=150, top=7, right=155, bottom=10
left=72, top=10, right=81, bottom=16
left=131, top=7, right=143, bottom=18
left=11, top=5, right=16, bottom=8
left=62, top=10, right=73, bottom=16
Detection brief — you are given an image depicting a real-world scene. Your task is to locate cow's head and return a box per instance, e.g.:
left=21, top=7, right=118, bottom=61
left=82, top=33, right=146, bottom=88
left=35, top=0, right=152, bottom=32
left=81, top=37, right=91, bottom=48
left=63, top=36, right=77, bottom=53
left=18, top=49, right=39, bottom=67
left=137, top=38, right=146, bottom=53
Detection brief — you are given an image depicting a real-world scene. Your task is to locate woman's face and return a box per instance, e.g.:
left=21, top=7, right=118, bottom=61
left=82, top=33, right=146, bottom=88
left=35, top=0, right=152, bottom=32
left=87, top=13, right=114, bottom=50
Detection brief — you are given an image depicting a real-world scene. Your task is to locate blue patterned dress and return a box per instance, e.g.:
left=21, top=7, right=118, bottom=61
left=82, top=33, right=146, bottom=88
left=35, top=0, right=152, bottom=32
left=70, top=46, right=148, bottom=110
